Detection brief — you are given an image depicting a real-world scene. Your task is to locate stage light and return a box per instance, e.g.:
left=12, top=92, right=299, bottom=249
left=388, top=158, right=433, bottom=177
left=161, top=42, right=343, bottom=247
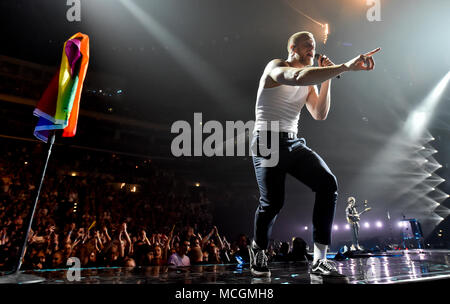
left=345, top=224, right=350, bottom=230
left=405, top=71, right=450, bottom=139
left=304, top=226, right=308, bottom=230
left=120, top=183, right=126, bottom=189
left=376, top=221, right=383, bottom=228
left=284, top=0, right=330, bottom=44
left=333, top=225, right=339, bottom=230
left=24, top=161, right=28, bottom=165
left=131, top=186, right=136, bottom=192
left=398, top=221, right=409, bottom=228
left=71, top=172, right=77, bottom=176
left=195, top=183, right=200, bottom=187
left=323, top=23, right=329, bottom=44
left=364, top=222, right=370, bottom=228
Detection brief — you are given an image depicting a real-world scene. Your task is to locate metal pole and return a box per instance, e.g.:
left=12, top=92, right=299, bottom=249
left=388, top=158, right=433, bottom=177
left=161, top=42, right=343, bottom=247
left=14, top=132, right=55, bottom=274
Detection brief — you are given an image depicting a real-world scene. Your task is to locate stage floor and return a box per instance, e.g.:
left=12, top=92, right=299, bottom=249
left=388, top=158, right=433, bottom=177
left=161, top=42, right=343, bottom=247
left=2, top=249, right=450, bottom=284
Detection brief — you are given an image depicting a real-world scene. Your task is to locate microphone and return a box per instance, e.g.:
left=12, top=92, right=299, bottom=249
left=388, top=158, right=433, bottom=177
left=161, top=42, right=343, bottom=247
left=315, top=53, right=341, bottom=79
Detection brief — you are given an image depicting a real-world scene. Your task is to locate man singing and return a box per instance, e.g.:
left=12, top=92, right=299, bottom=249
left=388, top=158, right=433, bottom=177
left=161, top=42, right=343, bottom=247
left=249, top=31, right=380, bottom=277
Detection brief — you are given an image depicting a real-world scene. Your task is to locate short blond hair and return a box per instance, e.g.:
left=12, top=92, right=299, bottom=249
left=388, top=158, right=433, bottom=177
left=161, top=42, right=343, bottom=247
left=287, top=31, right=314, bottom=53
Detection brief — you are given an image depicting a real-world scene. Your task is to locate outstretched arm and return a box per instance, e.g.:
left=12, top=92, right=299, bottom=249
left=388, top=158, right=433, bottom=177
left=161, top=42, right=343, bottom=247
left=269, top=61, right=344, bottom=86
left=267, top=48, right=381, bottom=87
left=201, top=228, right=215, bottom=249
left=214, top=226, right=224, bottom=250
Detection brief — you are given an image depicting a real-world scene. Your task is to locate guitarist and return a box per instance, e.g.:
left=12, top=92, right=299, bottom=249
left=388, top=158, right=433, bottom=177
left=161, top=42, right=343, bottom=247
left=345, top=197, right=371, bottom=251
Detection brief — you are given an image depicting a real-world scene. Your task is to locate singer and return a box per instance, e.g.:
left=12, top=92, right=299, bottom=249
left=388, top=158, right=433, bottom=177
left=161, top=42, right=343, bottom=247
left=248, top=31, right=380, bottom=277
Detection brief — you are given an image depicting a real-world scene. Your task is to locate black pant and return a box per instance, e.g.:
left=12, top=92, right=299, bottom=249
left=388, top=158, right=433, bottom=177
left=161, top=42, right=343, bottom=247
left=252, top=131, right=338, bottom=249
left=351, top=222, right=360, bottom=247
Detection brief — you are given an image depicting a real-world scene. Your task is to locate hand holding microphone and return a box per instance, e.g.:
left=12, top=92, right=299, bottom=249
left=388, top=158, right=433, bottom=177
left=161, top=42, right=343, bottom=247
left=315, top=53, right=341, bottom=79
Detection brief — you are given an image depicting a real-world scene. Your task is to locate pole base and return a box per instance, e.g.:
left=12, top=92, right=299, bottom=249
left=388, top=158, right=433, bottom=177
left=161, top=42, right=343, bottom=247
left=0, top=272, right=46, bottom=284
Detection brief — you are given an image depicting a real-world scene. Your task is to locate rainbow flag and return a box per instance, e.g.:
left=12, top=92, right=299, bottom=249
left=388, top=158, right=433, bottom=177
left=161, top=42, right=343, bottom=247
left=33, top=33, right=90, bottom=142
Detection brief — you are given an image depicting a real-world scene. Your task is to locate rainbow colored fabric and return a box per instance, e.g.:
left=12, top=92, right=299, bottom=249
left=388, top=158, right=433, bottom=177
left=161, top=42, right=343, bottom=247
left=33, top=32, right=90, bottom=142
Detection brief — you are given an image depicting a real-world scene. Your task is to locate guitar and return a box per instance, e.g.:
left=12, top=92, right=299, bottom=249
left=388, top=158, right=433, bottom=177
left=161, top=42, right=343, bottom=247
left=347, top=200, right=372, bottom=224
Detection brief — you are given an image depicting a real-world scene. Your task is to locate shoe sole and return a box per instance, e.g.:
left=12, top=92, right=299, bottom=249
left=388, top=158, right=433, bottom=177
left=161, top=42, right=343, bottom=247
left=310, top=270, right=346, bottom=278
left=251, top=268, right=271, bottom=278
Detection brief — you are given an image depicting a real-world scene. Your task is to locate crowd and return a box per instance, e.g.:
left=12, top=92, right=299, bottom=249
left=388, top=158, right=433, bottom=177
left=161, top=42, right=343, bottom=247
left=0, top=139, right=312, bottom=272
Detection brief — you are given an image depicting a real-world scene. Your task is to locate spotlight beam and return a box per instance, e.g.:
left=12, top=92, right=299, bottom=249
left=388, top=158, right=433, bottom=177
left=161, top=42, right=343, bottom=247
left=405, top=71, right=450, bottom=139
left=118, top=0, right=246, bottom=113
left=284, top=0, right=329, bottom=43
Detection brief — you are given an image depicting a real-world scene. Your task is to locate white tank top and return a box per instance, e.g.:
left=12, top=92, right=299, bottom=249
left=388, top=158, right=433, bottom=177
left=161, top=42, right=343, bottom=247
left=254, top=84, right=310, bottom=134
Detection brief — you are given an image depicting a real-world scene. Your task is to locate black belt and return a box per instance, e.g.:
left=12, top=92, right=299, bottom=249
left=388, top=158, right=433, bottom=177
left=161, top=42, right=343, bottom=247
left=256, top=130, right=297, bottom=139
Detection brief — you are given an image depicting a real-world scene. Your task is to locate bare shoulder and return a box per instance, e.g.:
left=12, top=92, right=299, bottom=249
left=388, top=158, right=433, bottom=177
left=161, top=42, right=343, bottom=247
left=261, top=59, right=289, bottom=88
left=265, top=59, right=289, bottom=71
